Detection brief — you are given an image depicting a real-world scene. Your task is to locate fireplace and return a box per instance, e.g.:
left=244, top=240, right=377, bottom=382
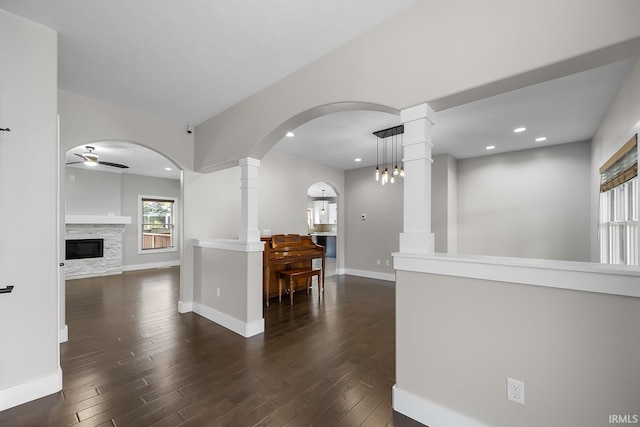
left=66, top=238, right=104, bottom=260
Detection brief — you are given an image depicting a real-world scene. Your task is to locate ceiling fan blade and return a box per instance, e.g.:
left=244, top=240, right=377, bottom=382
left=65, top=161, right=83, bottom=165
left=73, top=153, right=85, bottom=159
left=98, top=161, right=129, bottom=169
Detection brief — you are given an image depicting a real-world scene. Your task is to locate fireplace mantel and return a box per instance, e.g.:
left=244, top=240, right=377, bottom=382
left=65, top=215, right=131, bottom=225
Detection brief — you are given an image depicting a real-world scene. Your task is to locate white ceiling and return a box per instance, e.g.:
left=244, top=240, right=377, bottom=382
left=65, top=141, right=181, bottom=179
left=0, top=0, right=421, bottom=125
left=274, top=58, right=637, bottom=170
left=1, top=1, right=637, bottom=177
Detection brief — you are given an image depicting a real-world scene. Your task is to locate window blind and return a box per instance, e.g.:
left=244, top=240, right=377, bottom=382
left=600, top=134, right=638, bottom=193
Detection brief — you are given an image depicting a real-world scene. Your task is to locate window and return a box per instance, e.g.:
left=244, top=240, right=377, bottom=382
left=138, top=195, right=177, bottom=254
left=599, top=135, right=638, bottom=265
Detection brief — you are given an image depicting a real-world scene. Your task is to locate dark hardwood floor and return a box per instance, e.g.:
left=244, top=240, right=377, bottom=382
left=0, top=267, right=425, bottom=427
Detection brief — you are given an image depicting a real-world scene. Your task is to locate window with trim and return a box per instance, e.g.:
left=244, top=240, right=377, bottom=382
left=599, top=135, right=638, bottom=265
left=138, top=195, right=177, bottom=254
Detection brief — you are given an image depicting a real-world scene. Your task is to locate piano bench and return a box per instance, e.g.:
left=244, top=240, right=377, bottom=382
left=278, top=268, right=322, bottom=305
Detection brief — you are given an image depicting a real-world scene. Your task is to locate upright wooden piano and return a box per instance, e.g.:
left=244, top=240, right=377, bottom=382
left=262, top=234, right=325, bottom=306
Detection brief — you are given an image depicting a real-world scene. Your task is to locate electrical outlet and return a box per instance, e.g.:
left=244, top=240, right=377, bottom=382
left=507, top=377, right=525, bottom=405
left=376, top=259, right=381, bottom=265
left=385, top=260, right=390, bottom=266
left=216, top=288, right=221, bottom=298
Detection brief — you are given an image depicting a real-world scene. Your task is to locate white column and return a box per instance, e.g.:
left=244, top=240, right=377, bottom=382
left=239, top=157, right=261, bottom=242
left=399, top=103, right=436, bottom=254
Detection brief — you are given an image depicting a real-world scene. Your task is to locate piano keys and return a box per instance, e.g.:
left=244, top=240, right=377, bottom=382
left=261, top=234, right=325, bottom=306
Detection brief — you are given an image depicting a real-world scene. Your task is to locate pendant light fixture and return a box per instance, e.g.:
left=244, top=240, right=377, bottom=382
left=373, top=125, right=404, bottom=185
left=375, top=138, right=380, bottom=181
left=321, top=189, right=326, bottom=214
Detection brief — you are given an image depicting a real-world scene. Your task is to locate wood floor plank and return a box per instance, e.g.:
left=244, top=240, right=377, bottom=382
left=0, top=267, right=426, bottom=427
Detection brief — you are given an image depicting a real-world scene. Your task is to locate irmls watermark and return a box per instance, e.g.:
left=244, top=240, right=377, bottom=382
left=609, top=414, right=639, bottom=424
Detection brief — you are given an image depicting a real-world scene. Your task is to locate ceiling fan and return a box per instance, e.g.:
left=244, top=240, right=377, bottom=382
left=66, top=146, right=129, bottom=169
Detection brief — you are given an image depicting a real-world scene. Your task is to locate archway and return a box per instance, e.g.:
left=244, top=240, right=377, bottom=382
left=307, top=181, right=339, bottom=277
left=60, top=140, right=184, bottom=342
left=261, top=103, right=401, bottom=280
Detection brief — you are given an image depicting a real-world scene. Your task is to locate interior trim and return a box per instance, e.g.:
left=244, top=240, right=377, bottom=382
left=192, top=302, right=264, bottom=338
left=192, top=238, right=265, bottom=253
left=392, top=385, right=486, bottom=427
left=393, top=252, right=640, bottom=298
left=0, top=368, right=62, bottom=412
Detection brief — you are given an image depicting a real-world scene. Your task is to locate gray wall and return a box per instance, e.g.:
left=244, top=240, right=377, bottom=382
left=65, top=168, right=121, bottom=215
left=260, top=149, right=345, bottom=271
left=457, top=141, right=591, bottom=261
left=396, top=271, right=640, bottom=427
left=344, top=166, right=403, bottom=276
left=121, top=174, right=180, bottom=269
left=261, top=149, right=344, bottom=235
left=65, top=168, right=181, bottom=270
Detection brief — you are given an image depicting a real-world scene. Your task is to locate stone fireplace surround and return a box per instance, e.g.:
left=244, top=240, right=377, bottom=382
left=65, top=215, right=131, bottom=280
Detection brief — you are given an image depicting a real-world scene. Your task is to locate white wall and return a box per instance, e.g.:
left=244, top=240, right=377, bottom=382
left=0, top=9, right=60, bottom=410
left=457, top=141, right=591, bottom=261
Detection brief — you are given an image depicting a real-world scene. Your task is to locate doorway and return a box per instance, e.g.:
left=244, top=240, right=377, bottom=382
left=60, top=141, right=183, bottom=341
left=307, top=181, right=338, bottom=277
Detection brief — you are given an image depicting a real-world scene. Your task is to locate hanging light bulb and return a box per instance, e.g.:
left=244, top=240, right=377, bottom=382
left=375, top=135, right=380, bottom=181
left=399, top=133, right=405, bottom=177
left=390, top=175, right=395, bottom=184
left=393, top=134, right=399, bottom=176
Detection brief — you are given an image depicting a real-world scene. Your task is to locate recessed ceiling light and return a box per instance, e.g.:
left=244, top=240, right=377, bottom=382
left=513, top=127, right=526, bottom=133
left=535, top=136, right=547, bottom=142
left=286, top=131, right=294, bottom=138
left=354, top=158, right=362, bottom=162
left=165, top=167, right=172, bottom=171
left=486, top=145, right=496, bottom=150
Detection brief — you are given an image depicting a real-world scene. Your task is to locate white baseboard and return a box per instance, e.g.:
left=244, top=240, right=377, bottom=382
left=177, top=300, right=193, bottom=313
left=58, top=325, right=68, bottom=343
left=343, top=268, right=396, bottom=282
left=122, top=260, right=180, bottom=272
left=0, top=367, right=62, bottom=412
left=192, top=302, right=264, bottom=338
left=392, top=385, right=486, bottom=427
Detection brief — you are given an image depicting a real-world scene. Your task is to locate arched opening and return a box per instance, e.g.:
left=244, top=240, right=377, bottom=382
left=252, top=102, right=399, bottom=160
left=256, top=103, right=403, bottom=294
left=307, top=181, right=338, bottom=277
left=60, top=140, right=184, bottom=341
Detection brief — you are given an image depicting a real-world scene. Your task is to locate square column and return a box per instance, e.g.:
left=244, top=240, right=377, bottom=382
left=399, top=103, right=436, bottom=254
left=239, top=157, right=261, bottom=242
